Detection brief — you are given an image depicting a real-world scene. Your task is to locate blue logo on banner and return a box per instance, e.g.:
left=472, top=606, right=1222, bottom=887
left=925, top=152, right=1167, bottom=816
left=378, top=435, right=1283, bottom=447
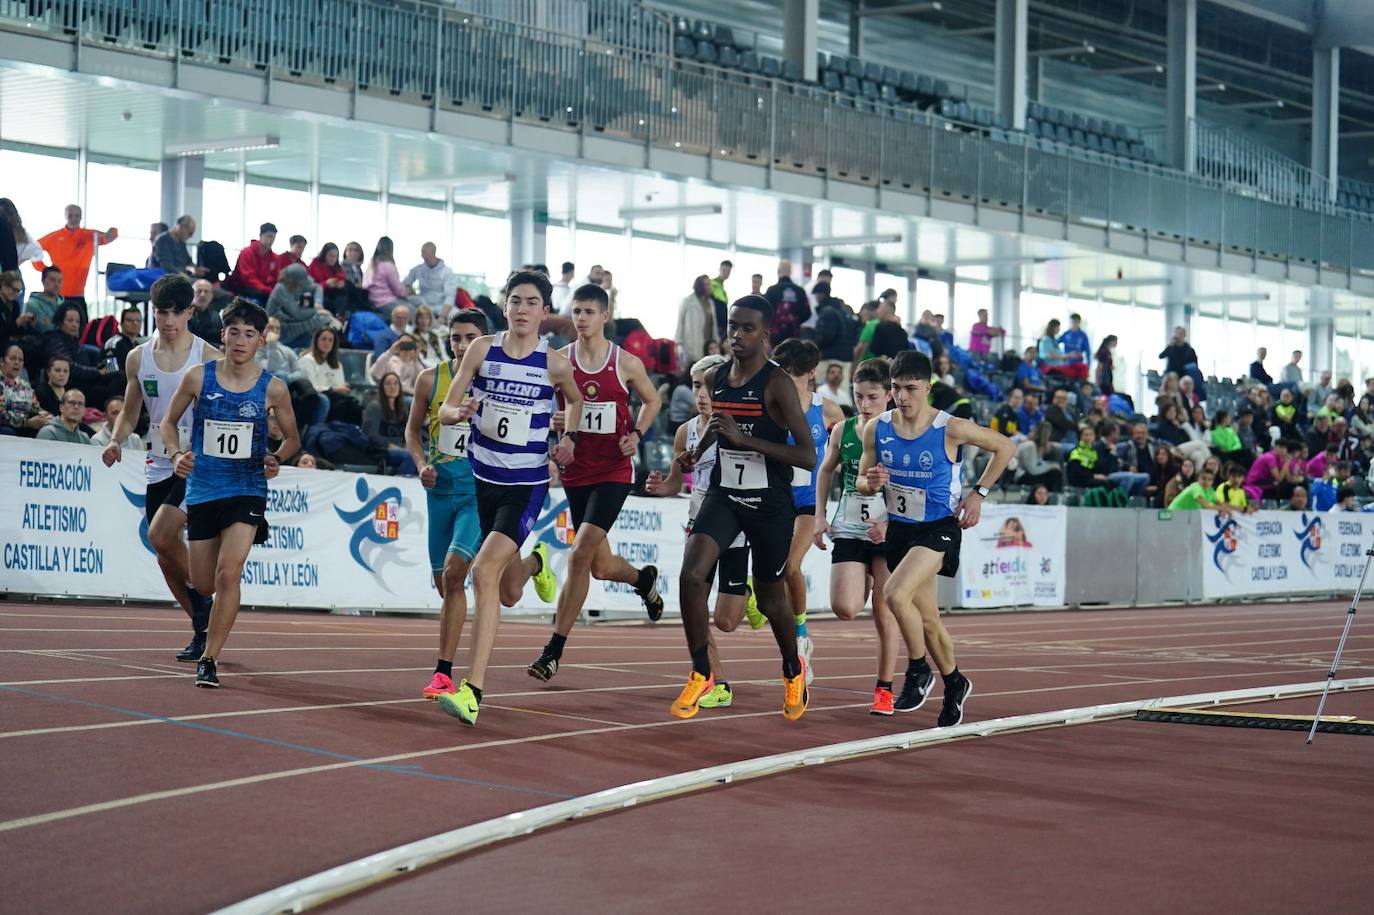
left=1293, top=514, right=1323, bottom=570
left=1205, top=515, right=1240, bottom=574
left=334, top=477, right=412, bottom=575
left=120, top=485, right=154, bottom=554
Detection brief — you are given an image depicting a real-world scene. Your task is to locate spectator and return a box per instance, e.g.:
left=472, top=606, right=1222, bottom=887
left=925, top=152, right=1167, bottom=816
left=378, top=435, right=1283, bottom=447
left=146, top=221, right=168, bottom=266
left=852, top=300, right=879, bottom=363
left=90, top=394, right=144, bottom=450
left=551, top=262, right=576, bottom=315
left=299, top=326, right=359, bottom=424
left=35, top=354, right=71, bottom=417
left=1016, top=391, right=1045, bottom=434
left=1038, top=319, right=1087, bottom=381
left=583, top=263, right=605, bottom=288
left=675, top=275, right=717, bottom=373
left=1308, top=443, right=1339, bottom=481
left=1163, top=457, right=1197, bottom=507
left=1244, top=439, right=1295, bottom=502
left=150, top=215, right=200, bottom=277
left=1027, top=484, right=1052, bottom=505
left=25, top=265, right=65, bottom=334
left=309, top=242, right=360, bottom=316
left=665, top=371, right=696, bottom=425
left=933, top=313, right=953, bottom=350
left=763, top=259, right=809, bottom=346
left=402, top=242, right=459, bottom=314
left=1044, top=387, right=1078, bottom=445
left=968, top=307, right=1005, bottom=357
left=1, top=270, right=24, bottom=352
left=1210, top=410, right=1250, bottom=467
left=364, top=236, right=410, bottom=318
left=1014, top=423, right=1063, bottom=491
left=1330, top=486, right=1357, bottom=512
left=1249, top=347, right=1272, bottom=384
left=750, top=273, right=764, bottom=295
left=933, top=352, right=955, bottom=387
left=866, top=296, right=911, bottom=361
left=32, top=204, right=117, bottom=311
left=816, top=361, right=853, bottom=410
left=1151, top=400, right=1189, bottom=447
left=1159, top=326, right=1204, bottom=396
left=1015, top=346, right=1046, bottom=393
left=1117, top=421, right=1157, bottom=481
left=1270, top=387, right=1300, bottom=440
left=1309, top=460, right=1344, bottom=511
left=1309, top=369, right=1334, bottom=413
left=1280, top=350, right=1303, bottom=386
left=1066, top=424, right=1113, bottom=489
left=268, top=264, right=334, bottom=349
left=1094, top=335, right=1118, bottom=395
left=812, top=281, right=857, bottom=380
left=227, top=223, right=280, bottom=302
left=1306, top=412, right=1337, bottom=459
left=1287, top=484, right=1309, bottom=512
left=1215, top=463, right=1255, bottom=513
left=0, top=198, right=44, bottom=269
left=991, top=387, right=1025, bottom=438
left=35, top=387, right=90, bottom=444
left=711, top=260, right=732, bottom=338
left=340, top=241, right=366, bottom=287
left=296, top=451, right=321, bottom=470
left=369, top=332, right=424, bottom=395
left=102, top=306, right=143, bottom=376
left=256, top=316, right=306, bottom=382
left=1149, top=443, right=1177, bottom=508
left=410, top=305, right=442, bottom=367
left=1168, top=467, right=1225, bottom=511
left=43, top=304, right=109, bottom=402
left=1098, top=421, right=1150, bottom=496
left=599, top=269, right=618, bottom=312
left=363, top=371, right=417, bottom=475
left=370, top=303, right=412, bottom=359
left=276, top=234, right=308, bottom=272
left=913, top=309, right=943, bottom=358
left=1182, top=402, right=1210, bottom=443
left=1058, top=313, right=1091, bottom=363
left=188, top=279, right=224, bottom=346
left=0, top=343, right=49, bottom=436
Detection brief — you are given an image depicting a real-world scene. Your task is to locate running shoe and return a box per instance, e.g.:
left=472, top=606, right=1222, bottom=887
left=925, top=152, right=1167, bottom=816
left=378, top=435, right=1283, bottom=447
left=894, top=666, right=935, bottom=713
left=636, top=565, right=665, bottom=622
left=532, top=542, right=558, bottom=603
left=527, top=651, right=559, bottom=682
left=744, top=578, right=766, bottom=630
left=937, top=675, right=973, bottom=728
left=869, top=686, right=895, bottom=716
left=422, top=671, right=456, bottom=700
left=797, top=634, right=815, bottom=686
left=782, top=659, right=809, bottom=721
left=175, top=631, right=206, bottom=663
left=670, top=671, right=715, bottom=720
left=188, top=589, right=213, bottom=635
left=699, top=682, right=733, bottom=709
left=195, top=656, right=219, bottom=689
left=438, top=680, right=480, bottom=726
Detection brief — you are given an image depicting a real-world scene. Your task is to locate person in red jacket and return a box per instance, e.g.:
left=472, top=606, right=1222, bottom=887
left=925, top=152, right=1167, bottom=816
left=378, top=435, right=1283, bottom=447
left=276, top=234, right=307, bottom=272
left=227, top=223, right=279, bottom=303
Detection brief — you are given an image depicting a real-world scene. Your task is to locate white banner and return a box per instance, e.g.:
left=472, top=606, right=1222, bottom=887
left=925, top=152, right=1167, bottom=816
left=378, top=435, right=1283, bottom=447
left=1201, top=509, right=1369, bottom=599
left=955, top=504, right=1068, bottom=608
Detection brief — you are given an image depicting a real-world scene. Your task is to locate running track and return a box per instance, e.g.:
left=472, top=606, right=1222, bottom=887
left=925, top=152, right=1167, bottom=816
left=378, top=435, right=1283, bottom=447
left=2, top=598, right=1372, bottom=913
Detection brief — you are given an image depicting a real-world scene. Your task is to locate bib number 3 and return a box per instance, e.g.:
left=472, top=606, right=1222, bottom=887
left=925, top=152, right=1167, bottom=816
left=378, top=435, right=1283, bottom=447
left=203, top=419, right=253, bottom=460
left=885, top=483, right=926, bottom=522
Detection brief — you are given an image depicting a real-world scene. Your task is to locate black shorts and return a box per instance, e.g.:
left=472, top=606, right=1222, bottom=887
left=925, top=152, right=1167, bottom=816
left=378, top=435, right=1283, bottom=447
left=187, top=496, right=270, bottom=544
left=145, top=475, right=188, bottom=524
left=476, top=480, right=548, bottom=547
left=793, top=504, right=816, bottom=517
left=565, top=482, right=632, bottom=533
left=705, top=545, right=750, bottom=595
left=884, top=515, right=961, bottom=578
left=691, top=487, right=795, bottom=583
left=831, top=537, right=884, bottom=566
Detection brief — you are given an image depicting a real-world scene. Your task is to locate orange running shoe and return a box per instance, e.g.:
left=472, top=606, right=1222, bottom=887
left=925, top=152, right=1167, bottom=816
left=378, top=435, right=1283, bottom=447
left=783, top=658, right=809, bottom=720
left=869, top=686, right=894, bottom=716
left=422, top=671, right=456, bottom=700
left=670, top=671, right=715, bottom=719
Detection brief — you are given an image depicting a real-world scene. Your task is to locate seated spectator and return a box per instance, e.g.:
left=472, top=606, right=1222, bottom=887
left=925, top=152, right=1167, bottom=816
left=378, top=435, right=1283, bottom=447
left=1158, top=372, right=1187, bottom=416
left=968, top=307, right=1005, bottom=357
left=1149, top=444, right=1178, bottom=508
left=43, top=305, right=110, bottom=403
left=1015, top=346, right=1046, bottom=393
left=364, top=236, right=410, bottom=318
left=991, top=387, right=1025, bottom=439
left=298, top=326, right=360, bottom=425
left=295, top=451, right=326, bottom=470
left=1, top=343, right=49, bottom=436
left=227, top=223, right=280, bottom=303
left=1014, top=423, right=1063, bottom=491
left=35, top=387, right=91, bottom=444
left=1306, top=412, right=1336, bottom=459
left=276, top=234, right=308, bottom=272
left=1168, top=466, right=1225, bottom=511
left=102, top=306, right=143, bottom=375
left=1210, top=409, right=1250, bottom=467
left=340, top=241, right=366, bottom=288
left=35, top=354, right=70, bottom=417
left=1330, top=486, right=1357, bottom=512
left=1094, top=335, right=1118, bottom=395
left=410, top=305, right=443, bottom=368
left=1234, top=408, right=1259, bottom=458
left=308, top=243, right=355, bottom=316
left=1215, top=463, right=1255, bottom=513
left=1038, top=319, right=1088, bottom=381
left=1163, top=457, right=1197, bottom=507
left=255, top=316, right=305, bottom=382
left=369, top=333, right=424, bottom=395
left=89, top=395, right=144, bottom=450
left=1287, top=484, right=1309, bottom=512
left=1354, top=434, right=1374, bottom=479
left=403, top=243, right=459, bottom=315
left=370, top=303, right=412, bottom=358
left=150, top=216, right=200, bottom=277
left=1044, top=387, right=1078, bottom=445
left=1118, top=421, right=1157, bottom=480
left=1177, top=374, right=1202, bottom=412
left=188, top=279, right=224, bottom=346
left=1066, top=424, right=1114, bottom=489
left=1015, top=391, right=1045, bottom=434
left=1244, top=438, right=1295, bottom=503
left=2, top=270, right=28, bottom=350
left=1308, top=443, right=1339, bottom=480
left=1097, top=420, right=1150, bottom=496
left=1272, top=388, right=1300, bottom=440
left=268, top=264, right=335, bottom=349
left=1027, top=483, right=1052, bottom=505
left=1151, top=400, right=1190, bottom=447
left=25, top=266, right=65, bottom=334
left=933, top=352, right=955, bottom=387
left=363, top=371, right=417, bottom=476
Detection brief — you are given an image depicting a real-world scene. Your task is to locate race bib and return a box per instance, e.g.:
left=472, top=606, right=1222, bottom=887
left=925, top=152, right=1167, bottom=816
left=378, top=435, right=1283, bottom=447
left=203, top=419, right=253, bottom=460
left=719, top=448, right=767, bottom=490
left=481, top=400, right=531, bottom=445
left=578, top=400, right=616, bottom=436
left=147, top=425, right=189, bottom=459
left=438, top=422, right=470, bottom=458
left=792, top=466, right=812, bottom=486
left=844, top=491, right=887, bottom=527
left=885, top=482, right=926, bottom=522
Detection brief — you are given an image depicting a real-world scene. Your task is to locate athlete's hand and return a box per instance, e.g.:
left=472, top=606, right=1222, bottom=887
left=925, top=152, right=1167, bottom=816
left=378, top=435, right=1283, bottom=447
left=455, top=395, right=480, bottom=423
left=812, top=516, right=830, bottom=549
left=867, top=520, right=887, bottom=545
left=865, top=464, right=889, bottom=492
left=708, top=412, right=744, bottom=447
left=617, top=432, right=638, bottom=457
left=264, top=453, right=280, bottom=480
left=101, top=441, right=122, bottom=467
left=645, top=470, right=665, bottom=496
left=552, top=434, right=576, bottom=466
left=551, top=411, right=566, bottom=435
left=420, top=464, right=438, bottom=488
left=958, top=492, right=984, bottom=529
left=173, top=451, right=195, bottom=479
left=675, top=450, right=696, bottom=474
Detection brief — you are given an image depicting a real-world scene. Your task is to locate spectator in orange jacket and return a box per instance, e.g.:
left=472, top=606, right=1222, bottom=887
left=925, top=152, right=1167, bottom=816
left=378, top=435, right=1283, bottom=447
left=33, top=204, right=117, bottom=312
left=227, top=222, right=279, bottom=302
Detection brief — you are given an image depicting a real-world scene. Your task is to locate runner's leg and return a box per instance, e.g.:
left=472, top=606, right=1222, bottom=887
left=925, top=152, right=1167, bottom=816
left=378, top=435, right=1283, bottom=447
left=470, top=532, right=520, bottom=690
left=148, top=505, right=195, bottom=616
left=870, top=558, right=899, bottom=683
left=829, top=560, right=868, bottom=621
left=201, top=523, right=258, bottom=659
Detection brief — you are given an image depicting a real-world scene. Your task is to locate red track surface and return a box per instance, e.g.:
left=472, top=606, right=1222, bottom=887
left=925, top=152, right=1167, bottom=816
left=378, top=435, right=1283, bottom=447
left=3, top=598, right=1372, bottom=914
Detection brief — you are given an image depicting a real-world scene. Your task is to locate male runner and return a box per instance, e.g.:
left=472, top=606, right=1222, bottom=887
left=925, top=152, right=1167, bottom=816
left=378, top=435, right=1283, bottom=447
left=772, top=338, right=844, bottom=684
left=527, top=283, right=665, bottom=681
left=101, top=274, right=220, bottom=661
left=161, top=298, right=300, bottom=688
left=645, top=353, right=756, bottom=710
left=857, top=350, right=1014, bottom=724
left=672, top=295, right=817, bottom=720
left=433, top=270, right=582, bottom=726
left=814, top=357, right=901, bottom=715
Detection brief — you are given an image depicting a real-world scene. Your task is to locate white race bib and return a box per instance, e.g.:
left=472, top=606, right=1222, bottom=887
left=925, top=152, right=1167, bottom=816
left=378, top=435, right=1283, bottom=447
left=885, top=482, right=926, bottom=522
left=792, top=466, right=812, bottom=486
left=148, top=425, right=189, bottom=459
left=844, top=491, right=887, bottom=527
left=438, top=422, right=470, bottom=458
left=481, top=400, right=531, bottom=444
left=203, top=419, right=253, bottom=460
left=719, top=448, right=767, bottom=490
left=578, top=400, right=617, bottom=436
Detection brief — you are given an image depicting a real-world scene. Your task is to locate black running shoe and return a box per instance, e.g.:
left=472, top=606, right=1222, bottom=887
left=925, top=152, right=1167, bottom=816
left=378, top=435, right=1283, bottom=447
left=937, top=675, right=973, bottom=727
left=527, top=652, right=559, bottom=682
left=176, top=631, right=206, bottom=663
left=637, top=565, right=664, bottom=622
left=894, top=667, right=935, bottom=712
left=195, top=656, right=219, bottom=688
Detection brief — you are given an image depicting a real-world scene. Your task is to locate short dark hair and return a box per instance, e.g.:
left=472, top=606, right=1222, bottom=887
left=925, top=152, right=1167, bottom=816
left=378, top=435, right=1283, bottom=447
left=259, top=222, right=278, bottom=235
left=502, top=269, right=553, bottom=308
left=1214, top=409, right=1230, bottom=424
left=221, top=297, right=268, bottom=332
left=561, top=261, right=575, bottom=274
left=720, top=259, right=733, bottom=269
left=1224, top=462, right=1245, bottom=477
left=121, top=306, right=142, bottom=321
left=1336, top=460, right=1353, bottom=474
left=1337, top=486, right=1356, bottom=503
left=450, top=308, right=488, bottom=335
left=572, top=283, right=610, bottom=311
left=151, top=274, right=195, bottom=312
left=152, top=221, right=169, bottom=235
left=1096, top=420, right=1117, bottom=438
left=812, top=281, right=831, bottom=296
left=1325, top=443, right=1340, bottom=456
left=1279, top=438, right=1302, bottom=452
left=532, top=264, right=550, bottom=276
left=772, top=338, right=820, bottom=376
left=853, top=358, right=890, bottom=387
left=730, top=294, right=772, bottom=326
left=1070, top=312, right=1082, bottom=322
left=817, top=269, right=833, bottom=279
left=41, top=265, right=62, bottom=281
left=104, top=394, right=124, bottom=412
left=890, top=350, right=932, bottom=382
left=289, top=234, right=306, bottom=246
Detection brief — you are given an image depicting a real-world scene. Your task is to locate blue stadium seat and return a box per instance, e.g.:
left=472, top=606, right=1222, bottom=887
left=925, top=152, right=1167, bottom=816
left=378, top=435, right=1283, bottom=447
left=940, top=98, right=958, bottom=118
left=1039, top=121, right=1056, bottom=141
left=822, top=69, right=842, bottom=92
left=916, top=74, right=934, bottom=97
left=864, top=62, right=883, bottom=83
left=759, top=55, right=781, bottom=78
left=1027, top=101, right=1044, bottom=121
left=847, top=57, right=865, bottom=77
left=738, top=50, right=757, bottom=72
left=1056, top=124, right=1073, bottom=144
left=1071, top=112, right=1087, bottom=131
left=882, top=66, right=901, bottom=87
left=816, top=51, right=829, bottom=75
left=862, top=79, right=879, bottom=99
left=673, top=34, right=695, bottom=58
left=715, top=25, right=735, bottom=48
left=1071, top=127, right=1087, bottom=147
left=1025, top=117, right=1038, bottom=135
left=879, top=84, right=898, bottom=102
left=718, top=46, right=738, bottom=68
left=692, top=20, right=713, bottom=41
left=843, top=74, right=861, bottom=95
left=1086, top=133, right=1102, bottom=152
left=900, top=71, right=919, bottom=95
left=696, top=40, right=717, bottom=64
left=782, top=59, right=802, bottom=81
left=933, top=78, right=951, bottom=98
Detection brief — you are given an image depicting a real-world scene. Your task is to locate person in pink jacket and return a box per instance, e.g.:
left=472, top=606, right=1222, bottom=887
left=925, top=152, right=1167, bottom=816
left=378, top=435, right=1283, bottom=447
left=364, top=236, right=410, bottom=319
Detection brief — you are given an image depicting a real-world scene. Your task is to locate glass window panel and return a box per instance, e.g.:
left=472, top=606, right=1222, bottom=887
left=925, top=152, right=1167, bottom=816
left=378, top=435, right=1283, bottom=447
left=454, top=213, right=513, bottom=294
left=545, top=225, right=572, bottom=271
left=571, top=227, right=627, bottom=290
left=387, top=202, right=448, bottom=278
left=622, top=236, right=683, bottom=340
left=199, top=178, right=243, bottom=255
left=319, top=193, right=382, bottom=258
left=948, top=281, right=984, bottom=340
left=0, top=149, right=80, bottom=290
left=727, top=250, right=779, bottom=298
left=244, top=183, right=309, bottom=251
left=86, top=161, right=160, bottom=291
left=827, top=266, right=865, bottom=312
left=1335, top=335, right=1357, bottom=384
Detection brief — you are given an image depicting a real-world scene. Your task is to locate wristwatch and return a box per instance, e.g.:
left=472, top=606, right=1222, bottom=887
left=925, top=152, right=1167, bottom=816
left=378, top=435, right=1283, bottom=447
left=974, top=485, right=991, bottom=498
left=562, top=431, right=579, bottom=444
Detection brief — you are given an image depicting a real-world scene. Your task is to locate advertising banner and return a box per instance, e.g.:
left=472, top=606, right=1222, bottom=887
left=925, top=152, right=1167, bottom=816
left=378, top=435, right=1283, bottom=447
left=956, top=504, right=1067, bottom=608
left=1200, top=509, right=1369, bottom=599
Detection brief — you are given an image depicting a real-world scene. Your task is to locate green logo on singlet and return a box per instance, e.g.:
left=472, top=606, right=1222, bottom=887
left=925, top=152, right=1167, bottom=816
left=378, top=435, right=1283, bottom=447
left=143, top=378, right=158, bottom=397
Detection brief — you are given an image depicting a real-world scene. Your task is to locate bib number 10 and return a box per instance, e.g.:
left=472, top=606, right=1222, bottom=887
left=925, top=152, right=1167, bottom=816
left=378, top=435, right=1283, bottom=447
left=203, top=419, right=253, bottom=460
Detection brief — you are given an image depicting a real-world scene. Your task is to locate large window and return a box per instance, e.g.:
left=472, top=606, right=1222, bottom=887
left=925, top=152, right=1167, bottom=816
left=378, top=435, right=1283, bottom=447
left=86, top=161, right=161, bottom=286
left=319, top=191, right=383, bottom=257
left=454, top=212, right=512, bottom=292
left=244, top=182, right=309, bottom=251
left=199, top=177, right=244, bottom=253
left=387, top=200, right=448, bottom=278
left=623, top=236, right=683, bottom=339
left=827, top=266, right=865, bottom=312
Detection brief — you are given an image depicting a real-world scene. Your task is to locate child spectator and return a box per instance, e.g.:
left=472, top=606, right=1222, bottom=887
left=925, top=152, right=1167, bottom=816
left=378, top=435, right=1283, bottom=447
left=1215, top=463, right=1255, bottom=513
left=1168, top=467, right=1225, bottom=511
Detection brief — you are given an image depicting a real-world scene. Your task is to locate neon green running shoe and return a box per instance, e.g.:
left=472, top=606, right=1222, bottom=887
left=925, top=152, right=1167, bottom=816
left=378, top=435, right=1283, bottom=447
left=744, top=577, right=766, bottom=630
left=532, top=541, right=558, bottom=603
left=438, top=680, right=480, bottom=727
left=699, top=682, right=733, bottom=709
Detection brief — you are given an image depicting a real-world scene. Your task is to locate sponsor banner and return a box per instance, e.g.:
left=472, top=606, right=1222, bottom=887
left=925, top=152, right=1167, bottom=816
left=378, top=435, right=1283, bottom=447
left=956, top=504, right=1067, bottom=608
left=1201, top=509, right=1369, bottom=598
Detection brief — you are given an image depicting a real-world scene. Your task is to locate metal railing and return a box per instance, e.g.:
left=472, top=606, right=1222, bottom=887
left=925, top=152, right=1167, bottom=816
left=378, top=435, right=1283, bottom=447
left=5, top=0, right=1374, bottom=272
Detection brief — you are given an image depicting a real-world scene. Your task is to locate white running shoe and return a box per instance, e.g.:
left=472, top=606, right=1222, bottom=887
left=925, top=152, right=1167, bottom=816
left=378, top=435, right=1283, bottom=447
left=797, top=634, right=815, bottom=685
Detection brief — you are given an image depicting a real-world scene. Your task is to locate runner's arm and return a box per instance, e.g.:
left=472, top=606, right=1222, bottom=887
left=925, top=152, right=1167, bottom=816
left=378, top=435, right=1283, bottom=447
left=437, top=337, right=490, bottom=425
left=103, top=344, right=144, bottom=462
left=549, top=349, right=583, bottom=465
left=161, top=364, right=204, bottom=477
left=620, top=350, right=662, bottom=440
left=949, top=417, right=1016, bottom=491
left=821, top=398, right=845, bottom=429
left=814, top=426, right=843, bottom=547
left=647, top=422, right=690, bottom=497
left=405, top=367, right=435, bottom=481
left=856, top=416, right=886, bottom=495
left=265, top=376, right=300, bottom=469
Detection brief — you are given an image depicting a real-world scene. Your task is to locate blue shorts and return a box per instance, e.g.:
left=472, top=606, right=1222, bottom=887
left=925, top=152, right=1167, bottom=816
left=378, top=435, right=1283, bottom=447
left=426, top=489, right=481, bottom=573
